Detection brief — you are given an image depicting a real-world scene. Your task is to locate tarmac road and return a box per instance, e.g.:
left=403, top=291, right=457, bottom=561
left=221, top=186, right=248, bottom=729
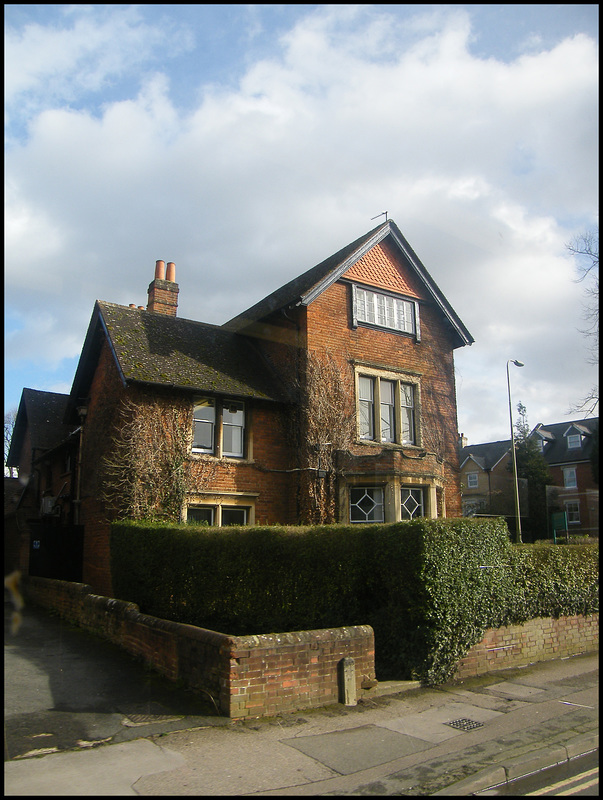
left=4, top=599, right=599, bottom=796
left=4, top=599, right=224, bottom=762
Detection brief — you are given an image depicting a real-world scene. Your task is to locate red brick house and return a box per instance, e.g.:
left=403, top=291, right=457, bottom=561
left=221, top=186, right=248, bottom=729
left=460, top=417, right=599, bottom=537
left=8, top=219, right=474, bottom=595
left=5, top=389, right=81, bottom=579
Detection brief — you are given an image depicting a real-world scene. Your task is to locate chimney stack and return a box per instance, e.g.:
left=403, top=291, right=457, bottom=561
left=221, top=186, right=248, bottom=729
left=147, top=259, right=179, bottom=316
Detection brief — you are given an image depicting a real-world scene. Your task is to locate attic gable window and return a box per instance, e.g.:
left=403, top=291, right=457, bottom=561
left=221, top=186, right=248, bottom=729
left=352, top=285, right=420, bottom=340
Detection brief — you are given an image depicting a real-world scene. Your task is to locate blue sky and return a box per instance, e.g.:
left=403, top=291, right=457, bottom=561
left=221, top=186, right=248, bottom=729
left=4, top=4, right=599, bottom=444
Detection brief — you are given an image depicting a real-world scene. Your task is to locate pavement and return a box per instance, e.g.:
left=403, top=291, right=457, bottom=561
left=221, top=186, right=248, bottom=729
left=4, top=599, right=598, bottom=796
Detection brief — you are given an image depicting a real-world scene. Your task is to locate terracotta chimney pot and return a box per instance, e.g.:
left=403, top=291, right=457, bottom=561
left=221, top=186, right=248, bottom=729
left=166, top=261, right=176, bottom=282
left=155, top=260, right=166, bottom=280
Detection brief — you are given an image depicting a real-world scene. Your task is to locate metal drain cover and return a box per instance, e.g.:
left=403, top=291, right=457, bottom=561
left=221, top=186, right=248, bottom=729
left=445, top=718, right=484, bottom=731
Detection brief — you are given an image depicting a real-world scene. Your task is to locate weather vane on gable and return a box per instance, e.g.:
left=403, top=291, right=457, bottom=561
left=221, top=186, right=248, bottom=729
left=371, top=211, right=388, bottom=222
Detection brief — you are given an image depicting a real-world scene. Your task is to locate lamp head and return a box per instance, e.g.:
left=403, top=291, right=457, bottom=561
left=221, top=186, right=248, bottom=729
left=511, top=360, right=524, bottom=367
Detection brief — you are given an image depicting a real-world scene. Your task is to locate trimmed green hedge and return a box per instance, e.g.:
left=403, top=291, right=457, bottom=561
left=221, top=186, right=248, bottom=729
left=110, top=517, right=598, bottom=685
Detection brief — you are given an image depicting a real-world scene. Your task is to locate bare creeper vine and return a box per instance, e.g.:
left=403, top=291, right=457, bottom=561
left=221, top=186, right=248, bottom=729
left=102, top=396, right=216, bottom=521
left=294, top=349, right=356, bottom=524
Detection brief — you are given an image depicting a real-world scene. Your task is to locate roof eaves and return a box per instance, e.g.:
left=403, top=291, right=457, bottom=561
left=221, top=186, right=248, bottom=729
left=303, top=220, right=474, bottom=348
left=97, top=303, right=128, bottom=388
left=386, top=222, right=474, bottom=347
left=300, top=223, right=391, bottom=305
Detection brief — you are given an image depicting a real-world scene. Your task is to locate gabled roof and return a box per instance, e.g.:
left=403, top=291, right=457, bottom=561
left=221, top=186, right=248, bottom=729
left=224, top=219, right=474, bottom=349
left=460, top=439, right=511, bottom=472
left=461, top=417, right=598, bottom=471
left=532, top=418, right=598, bottom=466
left=7, top=388, right=75, bottom=468
left=67, top=301, right=289, bottom=416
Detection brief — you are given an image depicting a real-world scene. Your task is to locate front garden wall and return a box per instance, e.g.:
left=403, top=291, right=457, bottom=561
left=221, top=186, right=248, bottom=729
left=21, top=576, right=375, bottom=719
left=454, top=613, right=599, bottom=679
left=20, top=576, right=598, bottom=718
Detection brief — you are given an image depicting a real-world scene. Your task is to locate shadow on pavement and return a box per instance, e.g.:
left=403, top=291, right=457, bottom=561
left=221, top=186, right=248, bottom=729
left=4, top=599, right=223, bottom=760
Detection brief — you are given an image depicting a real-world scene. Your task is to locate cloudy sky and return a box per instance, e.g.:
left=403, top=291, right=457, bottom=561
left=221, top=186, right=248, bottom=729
left=5, top=4, right=599, bottom=444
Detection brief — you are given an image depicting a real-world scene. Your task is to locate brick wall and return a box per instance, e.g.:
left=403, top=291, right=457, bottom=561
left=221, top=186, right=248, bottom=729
left=228, top=626, right=375, bottom=718
left=303, top=280, right=463, bottom=517
left=454, top=613, right=599, bottom=679
left=20, top=577, right=598, bottom=716
left=22, top=576, right=375, bottom=719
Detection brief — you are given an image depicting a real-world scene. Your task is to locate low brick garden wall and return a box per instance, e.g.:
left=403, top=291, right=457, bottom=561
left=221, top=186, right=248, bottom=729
left=454, top=613, right=599, bottom=679
left=19, top=577, right=598, bottom=717
left=20, top=576, right=376, bottom=719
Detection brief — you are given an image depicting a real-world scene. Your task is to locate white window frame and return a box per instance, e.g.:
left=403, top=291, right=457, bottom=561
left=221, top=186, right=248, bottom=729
left=187, top=500, right=253, bottom=527
left=352, top=285, right=420, bottom=340
left=400, top=487, right=425, bottom=519
left=192, top=399, right=216, bottom=454
left=358, top=376, right=375, bottom=440
left=564, top=500, right=580, bottom=524
left=562, top=467, right=577, bottom=489
left=192, top=398, right=246, bottom=458
left=187, top=505, right=215, bottom=525
left=355, top=368, right=419, bottom=446
left=222, top=401, right=245, bottom=458
left=467, top=472, right=479, bottom=489
left=566, top=434, right=581, bottom=449
left=349, top=486, right=385, bottom=523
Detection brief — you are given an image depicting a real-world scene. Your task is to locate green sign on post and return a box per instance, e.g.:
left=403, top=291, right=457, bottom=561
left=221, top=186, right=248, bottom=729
left=551, top=511, right=568, bottom=544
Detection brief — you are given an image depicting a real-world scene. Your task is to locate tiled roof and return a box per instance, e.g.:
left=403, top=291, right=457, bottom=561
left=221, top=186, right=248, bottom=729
left=6, top=388, right=75, bottom=467
left=460, top=418, right=598, bottom=470
left=94, top=301, right=288, bottom=402
left=224, top=219, right=474, bottom=348
left=533, top=418, right=598, bottom=465
left=460, top=440, right=511, bottom=471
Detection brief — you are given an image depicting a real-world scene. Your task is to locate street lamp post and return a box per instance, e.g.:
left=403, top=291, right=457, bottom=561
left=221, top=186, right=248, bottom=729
left=507, top=359, right=524, bottom=543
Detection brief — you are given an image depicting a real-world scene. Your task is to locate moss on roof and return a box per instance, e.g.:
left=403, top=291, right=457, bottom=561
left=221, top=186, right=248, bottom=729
left=98, top=302, right=287, bottom=402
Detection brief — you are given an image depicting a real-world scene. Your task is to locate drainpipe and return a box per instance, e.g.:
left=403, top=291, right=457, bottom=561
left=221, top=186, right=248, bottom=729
left=74, top=405, right=88, bottom=525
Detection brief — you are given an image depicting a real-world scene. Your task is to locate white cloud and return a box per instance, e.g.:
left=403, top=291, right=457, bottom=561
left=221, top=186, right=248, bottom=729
left=5, top=5, right=193, bottom=137
left=4, top=5, right=598, bottom=440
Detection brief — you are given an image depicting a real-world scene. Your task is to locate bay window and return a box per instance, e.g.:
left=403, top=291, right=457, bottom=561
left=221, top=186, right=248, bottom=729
left=349, top=486, right=385, bottom=523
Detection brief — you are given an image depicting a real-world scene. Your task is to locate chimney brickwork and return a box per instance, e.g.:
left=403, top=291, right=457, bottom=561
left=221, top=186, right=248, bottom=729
left=147, top=260, right=179, bottom=316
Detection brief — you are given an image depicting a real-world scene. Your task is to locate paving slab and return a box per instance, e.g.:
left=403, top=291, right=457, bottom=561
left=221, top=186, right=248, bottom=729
left=4, top=739, right=185, bottom=796
left=283, top=724, right=433, bottom=775
left=377, top=700, right=504, bottom=743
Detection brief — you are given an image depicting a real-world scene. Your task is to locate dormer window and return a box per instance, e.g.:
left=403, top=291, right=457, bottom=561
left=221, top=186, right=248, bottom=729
left=566, top=434, right=582, bottom=449
left=352, top=285, right=420, bottom=339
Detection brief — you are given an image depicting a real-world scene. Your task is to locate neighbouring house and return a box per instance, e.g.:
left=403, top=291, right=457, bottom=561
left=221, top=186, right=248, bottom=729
left=5, top=389, right=82, bottom=580
left=7, top=219, right=474, bottom=596
left=459, top=417, right=599, bottom=538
